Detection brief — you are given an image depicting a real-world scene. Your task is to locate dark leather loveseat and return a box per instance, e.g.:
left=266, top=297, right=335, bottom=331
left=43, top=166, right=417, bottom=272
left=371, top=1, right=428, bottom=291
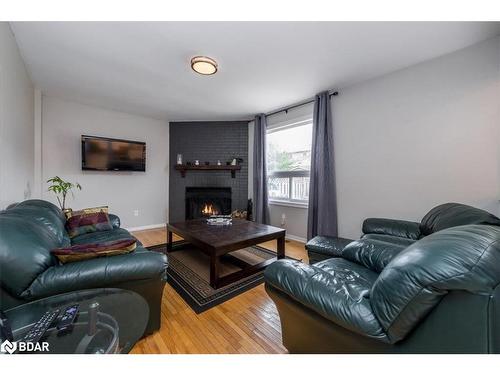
left=265, top=203, right=500, bottom=353
left=0, top=199, right=168, bottom=335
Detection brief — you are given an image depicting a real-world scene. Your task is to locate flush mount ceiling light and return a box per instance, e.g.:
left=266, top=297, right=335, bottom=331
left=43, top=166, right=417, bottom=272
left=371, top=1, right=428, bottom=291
left=191, top=56, right=218, bottom=75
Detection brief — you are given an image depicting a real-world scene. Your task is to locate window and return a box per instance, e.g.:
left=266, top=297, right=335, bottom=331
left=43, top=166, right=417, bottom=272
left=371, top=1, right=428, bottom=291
left=266, top=119, right=312, bottom=206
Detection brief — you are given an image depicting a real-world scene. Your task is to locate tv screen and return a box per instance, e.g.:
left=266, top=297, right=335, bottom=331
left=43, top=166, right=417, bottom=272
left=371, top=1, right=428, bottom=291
left=81, top=135, right=146, bottom=171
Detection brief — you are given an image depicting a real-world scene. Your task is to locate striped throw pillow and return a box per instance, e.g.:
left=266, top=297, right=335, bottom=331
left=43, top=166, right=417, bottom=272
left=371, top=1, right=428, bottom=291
left=66, top=210, right=113, bottom=239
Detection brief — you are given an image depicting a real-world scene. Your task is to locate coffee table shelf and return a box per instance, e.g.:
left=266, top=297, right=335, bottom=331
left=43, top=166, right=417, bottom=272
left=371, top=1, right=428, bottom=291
left=174, top=164, right=241, bottom=178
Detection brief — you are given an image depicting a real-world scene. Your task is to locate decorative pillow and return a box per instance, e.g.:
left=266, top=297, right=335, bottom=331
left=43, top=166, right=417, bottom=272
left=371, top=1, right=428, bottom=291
left=66, top=205, right=108, bottom=219
left=65, top=210, right=113, bottom=239
left=52, top=238, right=137, bottom=263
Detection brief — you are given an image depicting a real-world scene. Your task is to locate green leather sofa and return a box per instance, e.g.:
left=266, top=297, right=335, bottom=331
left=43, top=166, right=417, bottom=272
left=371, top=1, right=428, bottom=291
left=0, top=199, right=168, bottom=335
left=265, top=204, right=500, bottom=353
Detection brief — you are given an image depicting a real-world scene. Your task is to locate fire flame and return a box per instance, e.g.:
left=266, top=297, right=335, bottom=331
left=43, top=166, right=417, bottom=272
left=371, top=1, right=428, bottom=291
left=202, top=203, right=218, bottom=216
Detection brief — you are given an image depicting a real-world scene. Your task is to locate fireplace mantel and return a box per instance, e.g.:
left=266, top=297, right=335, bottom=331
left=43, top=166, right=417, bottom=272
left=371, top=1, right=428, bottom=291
left=174, top=164, right=241, bottom=178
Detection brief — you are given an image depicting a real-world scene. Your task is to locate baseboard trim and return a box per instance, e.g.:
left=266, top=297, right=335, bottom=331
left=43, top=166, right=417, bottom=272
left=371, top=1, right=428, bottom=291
left=286, top=234, right=307, bottom=243
left=126, top=223, right=166, bottom=232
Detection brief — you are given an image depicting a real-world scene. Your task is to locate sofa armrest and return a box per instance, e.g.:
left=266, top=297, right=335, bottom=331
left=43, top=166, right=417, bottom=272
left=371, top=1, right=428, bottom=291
left=23, top=249, right=167, bottom=299
left=362, top=218, right=420, bottom=240
left=306, top=236, right=354, bottom=258
left=108, top=214, right=121, bottom=229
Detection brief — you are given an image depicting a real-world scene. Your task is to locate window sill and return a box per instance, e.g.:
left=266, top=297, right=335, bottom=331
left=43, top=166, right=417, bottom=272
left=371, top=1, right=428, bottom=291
left=269, top=200, right=308, bottom=209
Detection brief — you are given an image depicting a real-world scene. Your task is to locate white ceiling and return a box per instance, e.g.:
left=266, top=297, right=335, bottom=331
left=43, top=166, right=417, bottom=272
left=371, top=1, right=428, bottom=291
left=10, top=22, right=500, bottom=121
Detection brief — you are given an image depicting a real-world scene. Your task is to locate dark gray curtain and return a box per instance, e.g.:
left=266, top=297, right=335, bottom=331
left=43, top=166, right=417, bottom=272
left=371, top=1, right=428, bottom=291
left=253, top=114, right=270, bottom=224
left=307, top=91, right=338, bottom=240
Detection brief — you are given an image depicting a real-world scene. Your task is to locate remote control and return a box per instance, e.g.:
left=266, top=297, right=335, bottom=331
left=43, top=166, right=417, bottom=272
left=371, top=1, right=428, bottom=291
left=22, top=309, right=60, bottom=343
left=57, top=304, right=79, bottom=332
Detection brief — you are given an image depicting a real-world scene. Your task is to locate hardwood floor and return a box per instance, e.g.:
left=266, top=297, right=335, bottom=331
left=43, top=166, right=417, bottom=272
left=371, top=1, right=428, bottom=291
left=129, top=227, right=308, bottom=354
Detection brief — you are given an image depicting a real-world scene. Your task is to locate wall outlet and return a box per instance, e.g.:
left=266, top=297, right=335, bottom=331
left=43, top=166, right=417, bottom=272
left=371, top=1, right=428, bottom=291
left=133, top=209, right=139, bottom=217
left=281, top=213, right=286, bottom=227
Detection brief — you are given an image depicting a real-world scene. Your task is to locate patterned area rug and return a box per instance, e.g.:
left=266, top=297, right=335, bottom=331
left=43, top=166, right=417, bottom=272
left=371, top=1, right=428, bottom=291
left=148, top=241, right=293, bottom=313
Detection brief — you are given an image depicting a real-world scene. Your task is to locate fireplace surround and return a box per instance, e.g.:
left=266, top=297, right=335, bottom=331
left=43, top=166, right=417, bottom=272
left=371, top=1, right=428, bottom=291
left=185, top=187, right=232, bottom=220
left=169, top=121, right=248, bottom=223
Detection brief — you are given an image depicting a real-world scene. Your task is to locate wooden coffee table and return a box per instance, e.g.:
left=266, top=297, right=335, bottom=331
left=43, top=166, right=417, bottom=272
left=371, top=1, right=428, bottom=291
left=167, top=219, right=286, bottom=289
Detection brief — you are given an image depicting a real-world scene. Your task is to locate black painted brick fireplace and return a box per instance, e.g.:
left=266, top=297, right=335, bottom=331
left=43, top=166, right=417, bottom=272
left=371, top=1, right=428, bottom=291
left=169, top=121, right=248, bottom=222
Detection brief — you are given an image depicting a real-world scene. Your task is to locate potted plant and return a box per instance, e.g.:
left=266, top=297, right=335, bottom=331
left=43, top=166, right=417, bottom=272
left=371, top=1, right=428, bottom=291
left=47, top=176, right=82, bottom=215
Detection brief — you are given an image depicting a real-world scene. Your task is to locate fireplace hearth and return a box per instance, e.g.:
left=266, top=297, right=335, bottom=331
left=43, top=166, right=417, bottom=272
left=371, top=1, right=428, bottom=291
left=185, top=187, right=232, bottom=220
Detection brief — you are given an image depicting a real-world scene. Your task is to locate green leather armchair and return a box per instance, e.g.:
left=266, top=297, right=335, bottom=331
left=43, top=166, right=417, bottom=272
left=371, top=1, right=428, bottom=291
left=267, top=205, right=500, bottom=353
left=0, top=200, right=168, bottom=335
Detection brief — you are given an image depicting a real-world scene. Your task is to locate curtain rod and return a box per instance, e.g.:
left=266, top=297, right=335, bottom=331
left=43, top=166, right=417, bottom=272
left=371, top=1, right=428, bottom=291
left=265, top=90, right=339, bottom=118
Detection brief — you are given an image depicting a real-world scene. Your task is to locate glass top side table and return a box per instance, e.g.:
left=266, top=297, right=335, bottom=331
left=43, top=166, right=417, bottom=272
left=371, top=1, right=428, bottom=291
left=3, top=288, right=149, bottom=354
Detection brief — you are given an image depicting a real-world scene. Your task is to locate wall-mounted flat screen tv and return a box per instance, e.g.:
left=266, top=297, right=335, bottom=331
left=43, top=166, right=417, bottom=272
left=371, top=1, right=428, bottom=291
left=81, top=135, right=146, bottom=172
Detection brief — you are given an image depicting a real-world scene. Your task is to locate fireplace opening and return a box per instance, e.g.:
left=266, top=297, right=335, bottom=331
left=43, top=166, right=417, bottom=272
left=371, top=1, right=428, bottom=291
left=185, top=187, right=232, bottom=220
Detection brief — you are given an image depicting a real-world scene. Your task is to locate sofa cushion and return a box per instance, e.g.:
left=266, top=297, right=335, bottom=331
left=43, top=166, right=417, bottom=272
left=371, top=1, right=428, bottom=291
left=264, top=258, right=389, bottom=342
left=342, top=239, right=407, bottom=273
left=420, top=203, right=500, bottom=236
left=371, top=224, right=500, bottom=344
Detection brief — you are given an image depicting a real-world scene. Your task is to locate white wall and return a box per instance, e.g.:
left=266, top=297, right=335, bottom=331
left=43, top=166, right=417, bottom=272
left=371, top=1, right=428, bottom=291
left=41, top=96, right=169, bottom=229
left=0, top=23, right=34, bottom=208
left=249, top=36, right=500, bottom=241
left=268, top=203, right=308, bottom=241
left=335, top=36, right=500, bottom=239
